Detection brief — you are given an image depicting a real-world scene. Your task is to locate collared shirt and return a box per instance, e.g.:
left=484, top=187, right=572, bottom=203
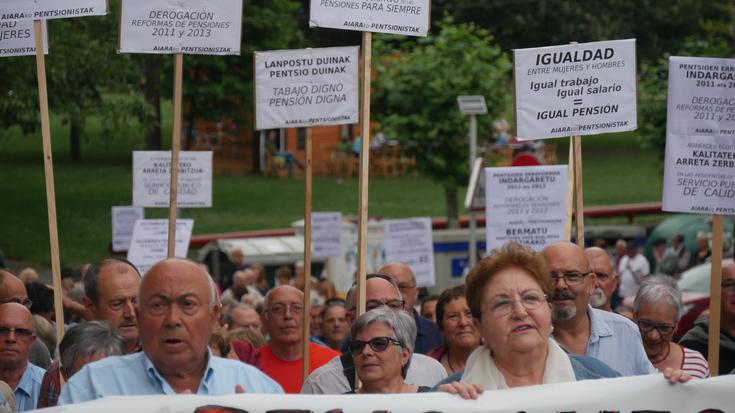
left=14, top=362, right=45, bottom=412
left=59, top=350, right=282, bottom=405
left=586, top=306, right=657, bottom=376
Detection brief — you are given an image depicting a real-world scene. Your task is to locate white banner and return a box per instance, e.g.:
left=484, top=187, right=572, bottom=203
left=309, top=0, right=430, bottom=37
left=111, top=206, right=145, bottom=253
left=485, top=165, right=568, bottom=252
left=0, top=0, right=107, bottom=21
left=126, top=219, right=193, bottom=274
left=0, top=19, right=48, bottom=57
left=35, top=374, right=735, bottom=413
left=133, top=151, right=212, bottom=208
left=254, top=46, right=359, bottom=130
left=384, top=217, right=435, bottom=287
left=119, top=0, right=242, bottom=55
left=663, top=56, right=735, bottom=215
left=312, top=212, right=343, bottom=258
left=514, top=39, right=637, bottom=140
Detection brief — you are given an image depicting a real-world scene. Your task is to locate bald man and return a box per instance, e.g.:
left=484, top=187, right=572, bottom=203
left=585, top=247, right=619, bottom=312
left=543, top=241, right=655, bottom=376
left=377, top=263, right=443, bottom=354
left=60, top=259, right=282, bottom=405
left=0, top=271, right=30, bottom=308
left=0, top=303, right=45, bottom=412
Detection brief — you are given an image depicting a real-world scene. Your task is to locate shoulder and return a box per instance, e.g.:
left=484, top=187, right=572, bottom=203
left=27, top=362, right=47, bottom=381
left=209, top=356, right=284, bottom=393
left=592, top=308, right=640, bottom=337
left=300, top=355, right=347, bottom=394
left=569, top=354, right=621, bottom=380
left=409, top=353, right=447, bottom=380
left=309, top=343, right=341, bottom=361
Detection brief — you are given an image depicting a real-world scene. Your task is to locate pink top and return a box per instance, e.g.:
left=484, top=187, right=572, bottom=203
left=679, top=344, right=710, bottom=379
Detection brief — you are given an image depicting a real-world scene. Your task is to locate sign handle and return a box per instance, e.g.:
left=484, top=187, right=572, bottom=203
left=707, top=214, right=725, bottom=375
left=564, top=139, right=575, bottom=241
left=167, top=53, right=184, bottom=258
left=302, top=127, right=313, bottom=384
left=34, top=20, right=66, bottom=352
left=573, top=136, right=584, bottom=246
left=356, top=32, right=372, bottom=317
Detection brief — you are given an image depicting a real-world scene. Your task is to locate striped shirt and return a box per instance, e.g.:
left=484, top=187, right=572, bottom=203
left=679, top=344, right=710, bottom=379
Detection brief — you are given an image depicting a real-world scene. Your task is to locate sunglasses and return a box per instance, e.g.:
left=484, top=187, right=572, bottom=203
left=0, top=326, right=34, bottom=338
left=350, top=336, right=402, bottom=355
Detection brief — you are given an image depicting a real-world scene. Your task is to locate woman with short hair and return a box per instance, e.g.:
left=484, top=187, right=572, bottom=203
left=427, top=285, right=481, bottom=375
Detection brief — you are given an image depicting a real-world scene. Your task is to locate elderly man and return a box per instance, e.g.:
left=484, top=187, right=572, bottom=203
left=258, top=286, right=340, bottom=393
left=376, top=263, right=443, bottom=354
left=680, top=261, right=735, bottom=375
left=317, top=300, right=350, bottom=351
left=84, top=258, right=142, bottom=354
left=301, top=274, right=447, bottom=394
left=59, top=258, right=282, bottom=404
left=543, top=241, right=656, bottom=376
left=221, top=269, right=263, bottom=308
left=0, top=303, right=45, bottom=412
left=226, top=303, right=262, bottom=332
left=0, top=271, right=30, bottom=308
left=585, top=247, right=619, bottom=312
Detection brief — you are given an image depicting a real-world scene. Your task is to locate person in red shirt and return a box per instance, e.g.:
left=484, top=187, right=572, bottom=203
left=258, top=286, right=339, bottom=393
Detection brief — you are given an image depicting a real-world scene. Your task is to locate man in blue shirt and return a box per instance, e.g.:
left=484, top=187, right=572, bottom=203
left=60, top=258, right=282, bottom=405
left=0, top=302, right=45, bottom=412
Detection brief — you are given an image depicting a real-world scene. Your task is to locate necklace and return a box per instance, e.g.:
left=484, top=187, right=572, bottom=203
left=650, top=343, right=672, bottom=365
left=445, top=348, right=458, bottom=374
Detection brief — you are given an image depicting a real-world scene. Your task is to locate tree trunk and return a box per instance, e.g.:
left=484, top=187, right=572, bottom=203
left=143, top=56, right=162, bottom=150
left=445, top=186, right=459, bottom=229
left=69, top=116, right=81, bottom=162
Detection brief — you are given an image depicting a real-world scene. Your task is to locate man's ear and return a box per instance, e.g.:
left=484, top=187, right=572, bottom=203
left=83, top=296, right=96, bottom=317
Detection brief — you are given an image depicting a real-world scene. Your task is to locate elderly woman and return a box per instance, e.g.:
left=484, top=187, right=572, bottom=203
left=634, top=277, right=710, bottom=378
left=348, top=306, right=429, bottom=393
left=440, top=242, right=688, bottom=399
left=427, top=286, right=481, bottom=375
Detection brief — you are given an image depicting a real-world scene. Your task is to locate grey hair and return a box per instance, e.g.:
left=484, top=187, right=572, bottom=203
left=59, top=321, right=125, bottom=374
left=633, top=276, right=682, bottom=321
left=350, top=306, right=416, bottom=378
left=263, top=285, right=304, bottom=309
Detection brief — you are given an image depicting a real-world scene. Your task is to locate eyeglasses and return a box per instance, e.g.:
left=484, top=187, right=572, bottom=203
left=350, top=336, right=403, bottom=355
left=482, top=291, right=547, bottom=317
left=549, top=271, right=591, bottom=286
left=0, top=298, right=33, bottom=309
left=0, top=326, right=34, bottom=338
left=267, top=303, right=304, bottom=316
left=366, top=299, right=405, bottom=312
left=637, top=319, right=675, bottom=336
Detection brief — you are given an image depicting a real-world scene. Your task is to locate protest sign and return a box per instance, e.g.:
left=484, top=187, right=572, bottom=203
left=37, top=374, right=735, bottom=413
left=384, top=217, right=435, bottom=287
left=0, top=0, right=107, bottom=21
left=0, top=19, right=47, bottom=57
left=127, top=219, right=194, bottom=274
left=254, top=46, right=359, bottom=130
left=133, top=151, right=212, bottom=208
left=118, top=0, right=242, bottom=55
left=309, top=0, right=430, bottom=37
left=111, top=206, right=144, bottom=252
left=514, top=39, right=637, bottom=140
left=312, top=212, right=343, bottom=258
left=663, top=56, right=735, bottom=216
left=485, top=165, right=568, bottom=252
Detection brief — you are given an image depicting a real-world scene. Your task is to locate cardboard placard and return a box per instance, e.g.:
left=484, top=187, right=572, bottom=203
left=663, top=56, right=735, bottom=215
left=111, top=206, right=145, bottom=252
left=254, top=46, right=359, bottom=130
left=133, top=151, right=212, bottom=208
left=0, top=0, right=107, bottom=21
left=127, top=219, right=194, bottom=274
left=514, top=39, right=637, bottom=140
left=309, top=0, right=430, bottom=37
left=0, top=19, right=47, bottom=57
left=383, top=217, right=435, bottom=287
left=311, top=212, right=343, bottom=258
left=119, top=0, right=242, bottom=55
left=485, top=165, right=569, bottom=251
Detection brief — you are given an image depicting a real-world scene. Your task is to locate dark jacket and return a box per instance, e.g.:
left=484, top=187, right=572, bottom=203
left=679, top=315, right=735, bottom=376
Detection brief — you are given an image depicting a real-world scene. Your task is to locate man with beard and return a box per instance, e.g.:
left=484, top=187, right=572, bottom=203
left=543, top=242, right=656, bottom=376
left=585, top=247, right=619, bottom=312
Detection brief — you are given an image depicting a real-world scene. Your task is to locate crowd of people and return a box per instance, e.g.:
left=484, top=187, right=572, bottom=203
left=0, top=235, right=733, bottom=412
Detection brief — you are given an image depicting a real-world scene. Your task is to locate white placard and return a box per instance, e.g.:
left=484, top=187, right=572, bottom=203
left=254, top=46, right=359, bottom=130
left=309, top=0, right=430, bottom=37
left=485, top=165, right=568, bottom=252
left=663, top=56, right=735, bottom=215
left=383, top=217, right=435, bottom=287
left=312, top=212, right=343, bottom=258
left=126, top=219, right=194, bottom=274
left=514, top=39, right=637, bottom=140
left=133, top=151, right=212, bottom=208
left=111, top=206, right=145, bottom=252
left=0, top=0, right=107, bottom=21
left=0, top=19, right=48, bottom=57
left=119, top=0, right=242, bottom=55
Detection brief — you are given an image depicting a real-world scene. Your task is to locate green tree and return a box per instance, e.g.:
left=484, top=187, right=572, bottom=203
left=372, top=16, right=512, bottom=227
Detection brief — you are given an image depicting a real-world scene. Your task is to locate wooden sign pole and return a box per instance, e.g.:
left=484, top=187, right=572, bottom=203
left=572, top=136, right=585, bottom=246
left=356, top=32, right=372, bottom=317
left=564, top=139, right=575, bottom=242
left=301, top=127, right=313, bottom=383
left=167, top=53, right=184, bottom=258
left=33, top=20, right=66, bottom=347
left=707, top=214, right=725, bottom=375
